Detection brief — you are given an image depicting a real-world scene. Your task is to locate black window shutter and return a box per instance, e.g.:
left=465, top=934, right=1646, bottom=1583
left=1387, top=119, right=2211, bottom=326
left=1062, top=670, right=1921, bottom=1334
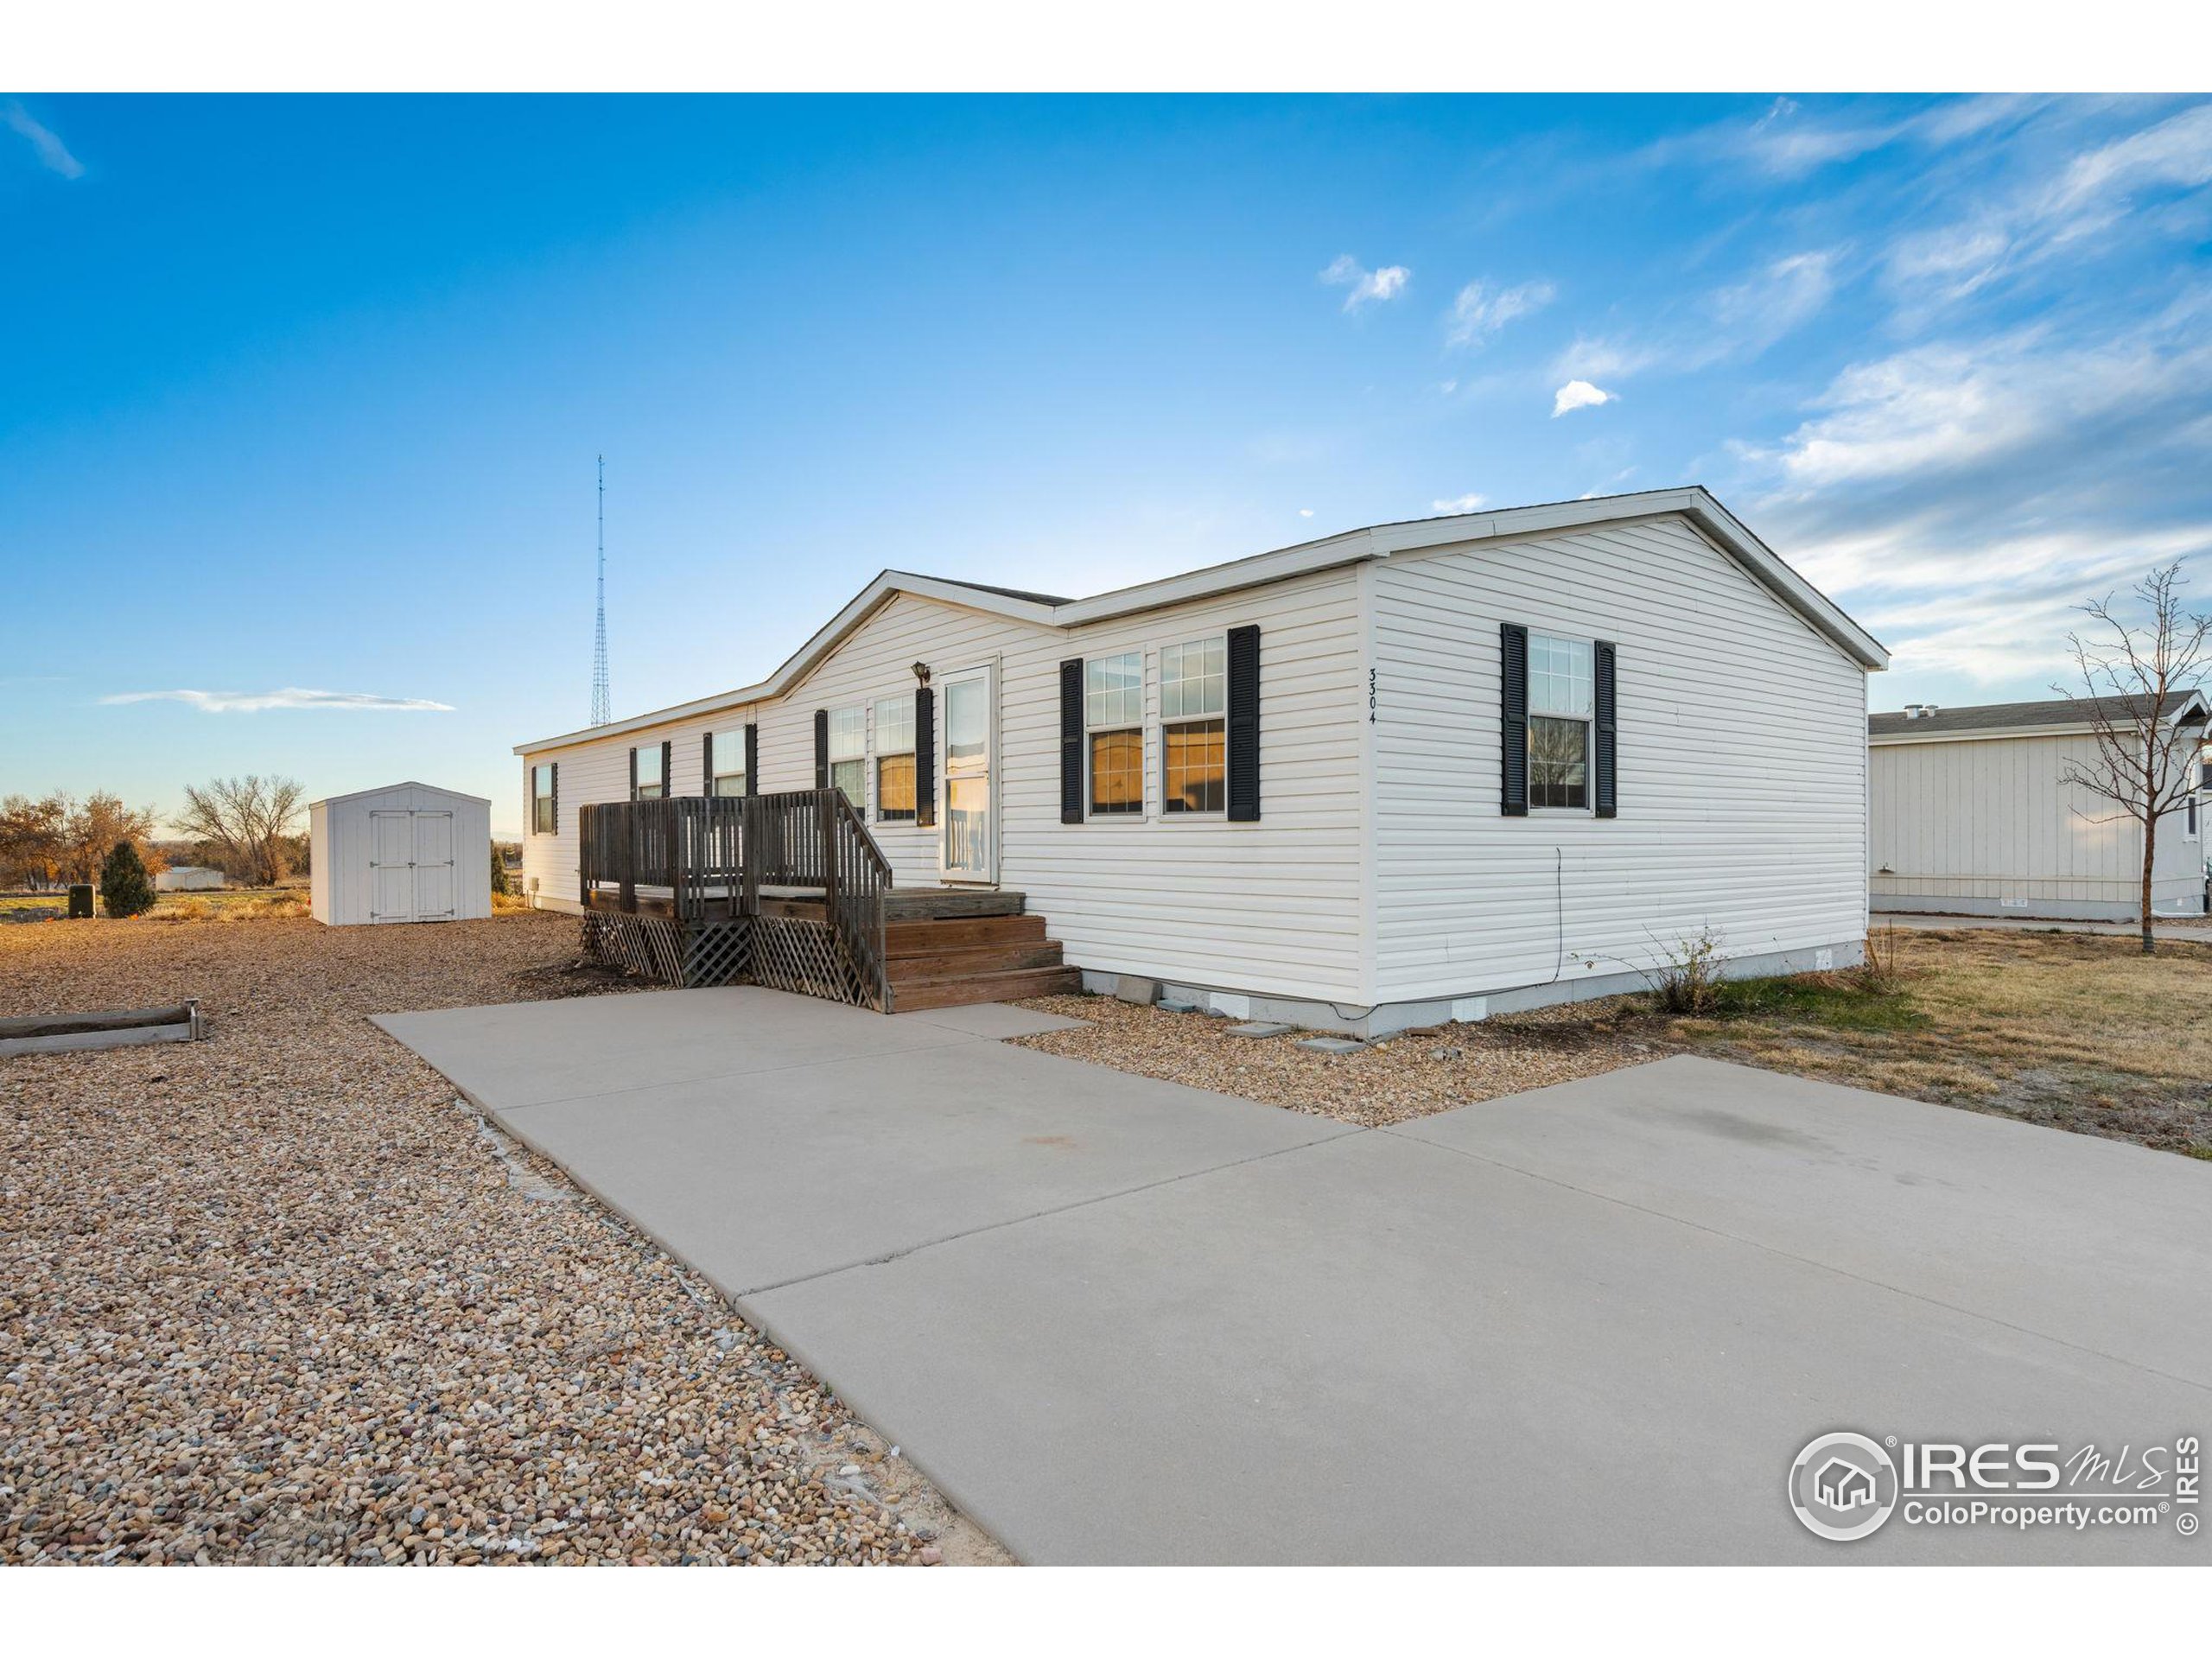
left=1500, top=622, right=1529, bottom=817
left=744, top=723, right=759, bottom=795
left=1226, top=624, right=1261, bottom=822
left=1059, top=658, right=1084, bottom=823
left=662, top=740, right=673, bottom=797
left=1593, top=640, right=1618, bottom=819
left=550, top=762, right=558, bottom=834
left=702, top=730, right=715, bottom=795
left=524, top=760, right=532, bottom=836
left=628, top=746, right=639, bottom=802
left=915, top=686, right=937, bottom=828
left=814, top=709, right=830, bottom=789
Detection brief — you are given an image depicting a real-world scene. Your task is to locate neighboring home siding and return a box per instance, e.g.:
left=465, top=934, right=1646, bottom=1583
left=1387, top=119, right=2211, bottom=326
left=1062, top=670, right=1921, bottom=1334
left=1871, top=730, right=2202, bottom=918
left=1370, top=514, right=1868, bottom=1002
left=520, top=571, right=1367, bottom=1001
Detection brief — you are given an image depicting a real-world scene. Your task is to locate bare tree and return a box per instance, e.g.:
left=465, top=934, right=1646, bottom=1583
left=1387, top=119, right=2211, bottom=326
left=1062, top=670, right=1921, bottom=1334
left=175, top=775, right=307, bottom=889
left=2053, top=563, right=2212, bottom=955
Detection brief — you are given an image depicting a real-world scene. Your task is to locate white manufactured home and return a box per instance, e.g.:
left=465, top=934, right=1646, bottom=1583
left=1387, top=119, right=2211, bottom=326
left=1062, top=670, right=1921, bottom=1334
left=1868, top=695, right=2209, bottom=922
left=309, top=781, right=493, bottom=926
left=516, top=487, right=1887, bottom=1033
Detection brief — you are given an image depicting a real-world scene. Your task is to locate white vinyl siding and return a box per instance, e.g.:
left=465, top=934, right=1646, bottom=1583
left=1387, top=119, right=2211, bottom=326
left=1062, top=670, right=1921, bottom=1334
left=519, top=569, right=1367, bottom=1001
left=1870, top=728, right=2202, bottom=919
left=1370, top=514, right=1868, bottom=1001
left=518, top=510, right=1871, bottom=1007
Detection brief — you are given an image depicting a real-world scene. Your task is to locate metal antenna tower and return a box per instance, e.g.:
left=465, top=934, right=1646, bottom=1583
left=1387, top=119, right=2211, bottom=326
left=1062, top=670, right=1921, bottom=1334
left=591, top=455, right=611, bottom=726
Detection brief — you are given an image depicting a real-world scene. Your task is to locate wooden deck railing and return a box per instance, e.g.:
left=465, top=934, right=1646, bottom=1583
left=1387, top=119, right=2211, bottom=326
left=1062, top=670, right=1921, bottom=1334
left=577, top=791, right=891, bottom=1007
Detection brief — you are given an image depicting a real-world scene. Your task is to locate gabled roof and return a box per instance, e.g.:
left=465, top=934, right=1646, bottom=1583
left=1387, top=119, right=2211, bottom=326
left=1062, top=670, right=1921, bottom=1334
left=309, top=779, right=493, bottom=809
left=516, top=486, right=1888, bottom=755
left=1870, top=691, right=2209, bottom=741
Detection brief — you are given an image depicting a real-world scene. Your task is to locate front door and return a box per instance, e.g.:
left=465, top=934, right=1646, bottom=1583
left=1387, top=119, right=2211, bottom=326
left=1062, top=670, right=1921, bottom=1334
left=939, top=662, right=997, bottom=884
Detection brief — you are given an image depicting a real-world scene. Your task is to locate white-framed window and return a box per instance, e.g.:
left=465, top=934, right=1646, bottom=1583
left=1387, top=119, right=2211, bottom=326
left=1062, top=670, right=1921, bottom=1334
left=827, top=707, right=866, bottom=807
left=632, top=743, right=665, bottom=801
left=531, top=764, right=556, bottom=835
left=1160, top=636, right=1227, bottom=815
left=874, top=695, right=916, bottom=821
left=1085, top=651, right=1145, bottom=817
left=1528, top=633, right=1592, bottom=811
left=709, top=729, right=747, bottom=798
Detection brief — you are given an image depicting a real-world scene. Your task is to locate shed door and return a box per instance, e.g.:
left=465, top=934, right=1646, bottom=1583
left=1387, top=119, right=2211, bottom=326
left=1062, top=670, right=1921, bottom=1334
left=411, top=811, right=456, bottom=919
left=369, top=810, right=416, bottom=922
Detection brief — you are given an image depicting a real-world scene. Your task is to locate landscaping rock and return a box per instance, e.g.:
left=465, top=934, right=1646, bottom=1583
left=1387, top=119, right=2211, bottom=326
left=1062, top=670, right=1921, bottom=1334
left=0, top=912, right=1007, bottom=1567
left=1111, top=976, right=1160, bottom=1007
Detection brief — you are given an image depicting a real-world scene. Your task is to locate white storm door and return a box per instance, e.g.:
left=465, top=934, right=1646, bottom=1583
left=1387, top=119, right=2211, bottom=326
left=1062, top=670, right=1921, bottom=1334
left=368, top=810, right=416, bottom=922
left=411, top=810, right=456, bottom=918
left=939, top=663, right=997, bottom=884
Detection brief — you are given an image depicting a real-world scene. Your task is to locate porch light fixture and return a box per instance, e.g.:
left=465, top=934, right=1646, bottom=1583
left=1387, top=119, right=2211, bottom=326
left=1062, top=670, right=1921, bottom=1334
left=912, top=661, right=931, bottom=686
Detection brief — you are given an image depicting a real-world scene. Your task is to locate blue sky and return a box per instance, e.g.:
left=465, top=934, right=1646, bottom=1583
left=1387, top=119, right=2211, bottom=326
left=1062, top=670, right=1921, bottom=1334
left=6, top=93, right=2209, bottom=833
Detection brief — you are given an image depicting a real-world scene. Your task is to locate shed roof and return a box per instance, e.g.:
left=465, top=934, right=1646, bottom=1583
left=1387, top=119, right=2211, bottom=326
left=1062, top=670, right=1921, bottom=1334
left=1869, top=692, right=2208, bottom=740
left=517, top=486, right=1887, bottom=755
left=308, top=780, right=493, bottom=810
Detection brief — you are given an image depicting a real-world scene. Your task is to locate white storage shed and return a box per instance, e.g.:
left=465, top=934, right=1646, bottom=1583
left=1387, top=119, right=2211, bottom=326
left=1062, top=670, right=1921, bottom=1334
left=309, top=781, right=493, bottom=926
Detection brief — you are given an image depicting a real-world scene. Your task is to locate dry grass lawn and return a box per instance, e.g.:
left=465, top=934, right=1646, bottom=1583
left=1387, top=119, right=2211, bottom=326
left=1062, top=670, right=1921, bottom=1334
left=1021, top=927, right=2212, bottom=1159
left=1669, top=926, right=2212, bottom=1156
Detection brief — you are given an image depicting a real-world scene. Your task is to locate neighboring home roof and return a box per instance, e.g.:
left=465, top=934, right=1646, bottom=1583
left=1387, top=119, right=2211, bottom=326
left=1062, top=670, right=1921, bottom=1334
left=516, top=486, right=1889, bottom=755
left=1870, top=692, right=2209, bottom=741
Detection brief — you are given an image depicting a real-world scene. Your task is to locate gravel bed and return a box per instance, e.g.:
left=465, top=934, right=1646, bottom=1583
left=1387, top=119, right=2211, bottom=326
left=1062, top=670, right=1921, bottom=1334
left=1009, top=994, right=1661, bottom=1128
left=1, top=913, right=1002, bottom=1566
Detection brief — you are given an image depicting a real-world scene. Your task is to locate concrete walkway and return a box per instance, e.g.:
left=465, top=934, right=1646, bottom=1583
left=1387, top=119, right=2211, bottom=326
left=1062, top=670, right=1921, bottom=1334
left=376, top=988, right=2212, bottom=1566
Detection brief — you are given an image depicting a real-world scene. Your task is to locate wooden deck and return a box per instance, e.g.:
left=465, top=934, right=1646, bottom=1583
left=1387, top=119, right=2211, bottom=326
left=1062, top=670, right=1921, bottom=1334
left=575, top=796, right=1077, bottom=1011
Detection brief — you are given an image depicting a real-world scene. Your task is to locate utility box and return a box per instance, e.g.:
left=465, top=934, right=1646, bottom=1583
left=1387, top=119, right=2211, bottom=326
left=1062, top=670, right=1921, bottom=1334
left=308, top=782, right=493, bottom=926
left=67, top=885, right=93, bottom=919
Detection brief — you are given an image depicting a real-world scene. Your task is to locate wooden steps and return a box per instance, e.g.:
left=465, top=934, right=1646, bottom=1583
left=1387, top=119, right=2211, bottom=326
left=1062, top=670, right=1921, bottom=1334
left=878, top=892, right=1080, bottom=1011
left=891, top=964, right=1083, bottom=1012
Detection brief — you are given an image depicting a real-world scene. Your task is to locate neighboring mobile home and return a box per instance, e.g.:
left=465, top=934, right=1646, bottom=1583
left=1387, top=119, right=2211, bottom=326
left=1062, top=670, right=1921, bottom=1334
left=516, top=487, right=1887, bottom=1033
left=1868, top=694, right=2210, bottom=922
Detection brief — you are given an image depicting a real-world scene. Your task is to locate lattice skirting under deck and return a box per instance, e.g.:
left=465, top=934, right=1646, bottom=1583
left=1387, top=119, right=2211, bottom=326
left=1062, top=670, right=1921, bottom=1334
left=750, top=916, right=878, bottom=1008
left=579, top=913, right=777, bottom=994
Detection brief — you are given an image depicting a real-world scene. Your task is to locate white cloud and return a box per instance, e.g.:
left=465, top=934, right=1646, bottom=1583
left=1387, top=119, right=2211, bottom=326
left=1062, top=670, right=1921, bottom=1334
left=1710, top=250, right=1840, bottom=346
left=1446, top=279, right=1555, bottom=348
left=1884, top=99, right=2212, bottom=307
left=103, top=687, right=456, bottom=713
left=1319, top=253, right=1410, bottom=311
left=1552, top=380, right=1615, bottom=417
left=1297, top=508, right=1314, bottom=518
left=1759, top=303, right=2208, bottom=493
left=5, top=102, right=84, bottom=180
left=1430, top=493, right=1488, bottom=514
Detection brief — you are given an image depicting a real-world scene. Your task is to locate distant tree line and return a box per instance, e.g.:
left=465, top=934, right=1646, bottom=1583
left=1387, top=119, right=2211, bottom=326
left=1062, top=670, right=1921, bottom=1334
left=1, top=775, right=308, bottom=892
left=0, top=792, right=164, bottom=888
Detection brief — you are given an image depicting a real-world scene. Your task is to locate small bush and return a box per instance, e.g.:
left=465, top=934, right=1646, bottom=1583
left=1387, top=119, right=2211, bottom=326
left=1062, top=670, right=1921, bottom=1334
left=491, top=845, right=511, bottom=897
left=99, top=840, right=157, bottom=918
left=1853, top=925, right=1908, bottom=995
left=1649, top=925, right=1726, bottom=1016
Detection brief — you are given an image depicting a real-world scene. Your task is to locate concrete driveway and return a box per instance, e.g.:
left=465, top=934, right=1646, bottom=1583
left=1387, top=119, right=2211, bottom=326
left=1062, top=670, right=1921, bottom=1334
left=377, top=988, right=2211, bottom=1566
